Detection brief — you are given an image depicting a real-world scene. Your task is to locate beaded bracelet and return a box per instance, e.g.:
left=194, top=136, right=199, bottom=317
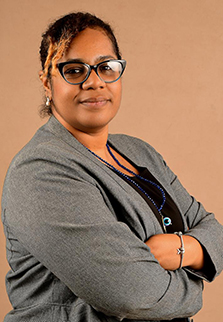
left=174, top=231, right=185, bottom=269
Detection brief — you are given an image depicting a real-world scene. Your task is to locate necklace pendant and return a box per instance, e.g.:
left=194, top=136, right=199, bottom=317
left=163, top=217, right=172, bottom=227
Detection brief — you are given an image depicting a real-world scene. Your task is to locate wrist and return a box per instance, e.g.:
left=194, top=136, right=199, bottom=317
left=174, top=232, right=185, bottom=269
left=183, top=235, right=204, bottom=270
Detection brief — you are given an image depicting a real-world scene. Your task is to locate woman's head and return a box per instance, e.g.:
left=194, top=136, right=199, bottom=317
left=39, top=12, right=122, bottom=116
left=39, top=13, right=125, bottom=136
left=40, top=12, right=121, bottom=82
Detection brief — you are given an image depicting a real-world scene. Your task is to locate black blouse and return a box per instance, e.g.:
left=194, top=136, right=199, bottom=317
left=114, top=167, right=184, bottom=233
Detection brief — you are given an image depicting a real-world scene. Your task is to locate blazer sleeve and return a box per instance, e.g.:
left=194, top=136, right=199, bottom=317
left=116, top=135, right=223, bottom=282
left=3, top=144, right=208, bottom=321
left=161, top=157, right=223, bottom=282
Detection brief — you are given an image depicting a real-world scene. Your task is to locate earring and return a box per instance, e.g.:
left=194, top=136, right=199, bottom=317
left=46, top=97, right=51, bottom=107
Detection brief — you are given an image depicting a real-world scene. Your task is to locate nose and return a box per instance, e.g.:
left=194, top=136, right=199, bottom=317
left=81, top=69, right=105, bottom=90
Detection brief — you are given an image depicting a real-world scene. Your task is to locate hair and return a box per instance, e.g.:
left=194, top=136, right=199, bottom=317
left=39, top=12, right=122, bottom=116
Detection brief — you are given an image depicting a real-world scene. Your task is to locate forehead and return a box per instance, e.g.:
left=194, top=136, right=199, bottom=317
left=62, top=28, right=116, bottom=63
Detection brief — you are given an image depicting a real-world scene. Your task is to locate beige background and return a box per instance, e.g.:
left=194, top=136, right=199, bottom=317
left=1, top=0, right=223, bottom=321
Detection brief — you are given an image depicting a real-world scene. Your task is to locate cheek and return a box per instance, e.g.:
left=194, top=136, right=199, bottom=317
left=51, top=78, right=79, bottom=105
left=52, top=85, right=69, bottom=103
left=111, top=81, right=122, bottom=107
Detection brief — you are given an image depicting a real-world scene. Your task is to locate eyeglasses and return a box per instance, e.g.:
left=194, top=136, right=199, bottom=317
left=56, top=59, right=126, bottom=85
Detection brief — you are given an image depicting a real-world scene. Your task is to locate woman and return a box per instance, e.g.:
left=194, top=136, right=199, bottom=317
left=1, top=12, right=223, bottom=322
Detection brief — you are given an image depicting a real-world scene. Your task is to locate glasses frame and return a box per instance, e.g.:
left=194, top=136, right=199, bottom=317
left=56, top=59, right=126, bottom=85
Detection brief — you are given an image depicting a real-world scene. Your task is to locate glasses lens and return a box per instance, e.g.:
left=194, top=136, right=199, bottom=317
left=62, top=63, right=88, bottom=84
left=98, top=61, right=123, bottom=83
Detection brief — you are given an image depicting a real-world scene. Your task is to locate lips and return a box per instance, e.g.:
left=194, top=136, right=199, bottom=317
left=80, top=97, right=110, bottom=108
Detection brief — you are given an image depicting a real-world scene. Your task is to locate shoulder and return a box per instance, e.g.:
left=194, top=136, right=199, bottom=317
left=108, top=133, right=164, bottom=164
left=4, top=121, right=79, bottom=191
left=7, top=116, right=87, bottom=171
left=108, top=133, right=174, bottom=184
left=8, top=125, right=62, bottom=170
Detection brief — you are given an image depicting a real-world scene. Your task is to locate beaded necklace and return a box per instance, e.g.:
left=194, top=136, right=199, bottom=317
left=86, top=143, right=172, bottom=233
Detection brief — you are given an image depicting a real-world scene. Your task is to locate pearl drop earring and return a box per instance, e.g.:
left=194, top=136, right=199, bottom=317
left=46, top=97, right=51, bottom=107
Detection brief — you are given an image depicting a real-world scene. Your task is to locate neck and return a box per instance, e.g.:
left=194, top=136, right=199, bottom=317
left=52, top=113, right=109, bottom=152
left=75, top=128, right=114, bottom=163
left=73, top=128, right=109, bottom=152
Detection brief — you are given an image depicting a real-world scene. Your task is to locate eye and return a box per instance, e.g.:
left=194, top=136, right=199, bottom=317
left=63, top=64, right=86, bottom=79
left=99, top=63, right=115, bottom=74
left=101, top=65, right=112, bottom=71
left=65, top=67, right=82, bottom=74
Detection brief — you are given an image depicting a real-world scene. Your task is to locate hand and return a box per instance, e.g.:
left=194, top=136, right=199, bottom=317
left=145, top=234, right=204, bottom=271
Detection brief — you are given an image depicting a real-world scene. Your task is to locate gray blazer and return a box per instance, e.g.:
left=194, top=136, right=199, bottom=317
left=2, top=116, right=223, bottom=322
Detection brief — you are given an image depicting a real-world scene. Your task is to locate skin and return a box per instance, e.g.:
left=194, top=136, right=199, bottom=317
left=40, top=27, right=204, bottom=271
left=146, top=234, right=204, bottom=270
left=40, top=28, right=138, bottom=174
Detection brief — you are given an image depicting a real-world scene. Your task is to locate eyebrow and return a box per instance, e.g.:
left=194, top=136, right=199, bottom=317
left=64, top=55, right=116, bottom=64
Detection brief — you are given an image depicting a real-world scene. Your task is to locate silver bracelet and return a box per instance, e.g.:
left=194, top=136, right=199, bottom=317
left=174, top=231, right=185, bottom=269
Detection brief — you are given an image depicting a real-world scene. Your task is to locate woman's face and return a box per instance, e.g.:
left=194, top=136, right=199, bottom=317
left=45, top=28, right=122, bottom=136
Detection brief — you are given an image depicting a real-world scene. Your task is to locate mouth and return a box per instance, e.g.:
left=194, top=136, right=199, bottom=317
left=80, top=97, right=111, bottom=108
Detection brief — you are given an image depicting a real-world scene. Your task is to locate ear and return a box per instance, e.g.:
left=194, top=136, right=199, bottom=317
left=39, top=71, right=52, bottom=100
